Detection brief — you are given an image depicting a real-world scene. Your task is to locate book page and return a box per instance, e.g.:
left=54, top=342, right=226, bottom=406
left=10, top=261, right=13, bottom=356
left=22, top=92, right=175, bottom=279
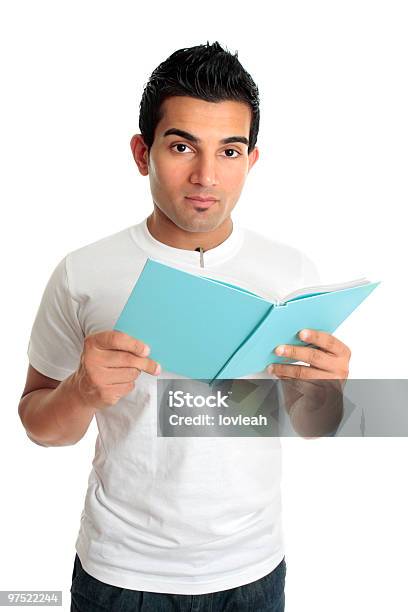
left=279, top=277, right=371, bottom=304
left=201, top=276, right=269, bottom=300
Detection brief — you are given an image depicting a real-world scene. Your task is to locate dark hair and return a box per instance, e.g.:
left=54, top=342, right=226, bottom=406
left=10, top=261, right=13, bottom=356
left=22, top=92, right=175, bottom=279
left=139, top=41, right=260, bottom=154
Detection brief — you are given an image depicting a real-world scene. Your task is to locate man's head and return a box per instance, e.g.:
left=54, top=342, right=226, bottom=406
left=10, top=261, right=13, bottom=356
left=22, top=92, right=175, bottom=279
left=131, top=41, right=260, bottom=235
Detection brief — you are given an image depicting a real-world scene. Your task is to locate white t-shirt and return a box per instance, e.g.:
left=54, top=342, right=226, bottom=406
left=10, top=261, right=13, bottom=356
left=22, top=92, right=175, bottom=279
left=27, top=217, right=319, bottom=595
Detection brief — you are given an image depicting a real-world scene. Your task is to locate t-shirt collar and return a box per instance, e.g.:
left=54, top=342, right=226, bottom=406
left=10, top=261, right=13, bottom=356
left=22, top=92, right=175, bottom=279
left=130, top=216, right=244, bottom=268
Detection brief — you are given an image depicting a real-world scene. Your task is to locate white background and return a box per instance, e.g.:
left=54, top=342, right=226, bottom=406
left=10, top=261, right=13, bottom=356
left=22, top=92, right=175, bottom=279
left=1, top=1, right=407, bottom=610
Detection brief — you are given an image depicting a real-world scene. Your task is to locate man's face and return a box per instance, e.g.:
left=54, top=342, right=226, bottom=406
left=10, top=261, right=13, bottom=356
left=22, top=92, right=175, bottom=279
left=137, top=96, right=259, bottom=233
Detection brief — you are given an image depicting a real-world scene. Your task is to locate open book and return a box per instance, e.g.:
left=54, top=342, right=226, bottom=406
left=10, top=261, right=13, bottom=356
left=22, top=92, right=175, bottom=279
left=113, top=259, right=380, bottom=382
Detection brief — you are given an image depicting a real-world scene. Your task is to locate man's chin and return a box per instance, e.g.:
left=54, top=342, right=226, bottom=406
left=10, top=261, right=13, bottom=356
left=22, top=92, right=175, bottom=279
left=178, top=218, right=221, bottom=233
left=174, top=211, right=224, bottom=233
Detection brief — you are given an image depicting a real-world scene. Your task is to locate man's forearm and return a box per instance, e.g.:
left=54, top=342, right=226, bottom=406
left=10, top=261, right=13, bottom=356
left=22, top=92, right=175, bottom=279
left=18, top=371, right=97, bottom=447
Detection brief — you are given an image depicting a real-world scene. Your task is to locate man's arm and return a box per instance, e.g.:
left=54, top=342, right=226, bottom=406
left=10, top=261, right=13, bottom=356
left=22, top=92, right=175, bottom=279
left=18, top=365, right=97, bottom=447
left=19, top=331, right=161, bottom=448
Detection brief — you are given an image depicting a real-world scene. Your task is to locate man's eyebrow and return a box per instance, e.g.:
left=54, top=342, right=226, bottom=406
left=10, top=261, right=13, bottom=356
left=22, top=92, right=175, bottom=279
left=163, top=128, right=249, bottom=147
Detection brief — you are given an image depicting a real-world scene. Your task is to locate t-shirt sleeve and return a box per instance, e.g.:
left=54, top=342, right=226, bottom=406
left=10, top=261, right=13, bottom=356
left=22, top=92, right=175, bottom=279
left=27, top=255, right=84, bottom=381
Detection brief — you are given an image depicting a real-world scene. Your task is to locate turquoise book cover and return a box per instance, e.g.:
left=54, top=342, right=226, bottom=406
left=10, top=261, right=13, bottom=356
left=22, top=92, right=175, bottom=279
left=113, top=259, right=380, bottom=382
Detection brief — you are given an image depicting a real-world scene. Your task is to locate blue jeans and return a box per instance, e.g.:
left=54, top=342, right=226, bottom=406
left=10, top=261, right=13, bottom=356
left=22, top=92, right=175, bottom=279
left=70, top=553, right=286, bottom=611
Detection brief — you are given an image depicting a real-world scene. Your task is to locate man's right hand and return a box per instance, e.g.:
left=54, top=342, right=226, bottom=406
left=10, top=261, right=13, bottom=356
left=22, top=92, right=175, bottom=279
left=74, top=330, right=161, bottom=410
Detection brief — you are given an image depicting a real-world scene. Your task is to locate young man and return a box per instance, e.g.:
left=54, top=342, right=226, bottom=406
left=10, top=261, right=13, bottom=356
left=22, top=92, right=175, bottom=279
left=19, top=41, right=350, bottom=611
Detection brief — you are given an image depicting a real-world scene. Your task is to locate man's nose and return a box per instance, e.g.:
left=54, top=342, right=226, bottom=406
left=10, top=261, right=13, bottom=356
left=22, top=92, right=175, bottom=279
left=189, top=154, right=219, bottom=186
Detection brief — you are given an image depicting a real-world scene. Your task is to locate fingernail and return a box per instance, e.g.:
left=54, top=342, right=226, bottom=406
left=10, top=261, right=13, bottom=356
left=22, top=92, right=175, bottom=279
left=155, top=364, right=161, bottom=375
left=300, top=329, right=309, bottom=340
left=143, top=345, right=151, bottom=356
left=275, top=345, right=285, bottom=355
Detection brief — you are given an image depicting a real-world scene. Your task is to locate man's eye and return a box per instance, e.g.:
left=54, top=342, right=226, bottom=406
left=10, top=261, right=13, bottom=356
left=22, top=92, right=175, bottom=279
left=170, top=144, right=241, bottom=157
left=224, top=149, right=241, bottom=158
left=171, top=143, right=193, bottom=154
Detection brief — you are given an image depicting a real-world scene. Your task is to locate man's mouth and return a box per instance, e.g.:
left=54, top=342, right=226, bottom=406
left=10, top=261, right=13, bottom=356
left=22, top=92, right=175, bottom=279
left=185, top=197, right=218, bottom=210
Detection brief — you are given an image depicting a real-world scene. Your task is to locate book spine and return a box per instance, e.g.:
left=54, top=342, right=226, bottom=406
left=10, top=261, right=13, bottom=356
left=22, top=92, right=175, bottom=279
left=210, top=304, right=275, bottom=382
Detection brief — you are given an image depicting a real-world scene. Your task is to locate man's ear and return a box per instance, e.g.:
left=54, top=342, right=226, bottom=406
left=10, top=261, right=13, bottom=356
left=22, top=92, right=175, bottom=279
left=130, top=134, right=149, bottom=176
left=248, top=146, right=260, bottom=172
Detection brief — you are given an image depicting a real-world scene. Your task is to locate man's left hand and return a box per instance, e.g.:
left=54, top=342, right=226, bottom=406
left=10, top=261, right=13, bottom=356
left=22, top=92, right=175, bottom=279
left=267, top=329, right=351, bottom=382
left=267, top=329, right=350, bottom=436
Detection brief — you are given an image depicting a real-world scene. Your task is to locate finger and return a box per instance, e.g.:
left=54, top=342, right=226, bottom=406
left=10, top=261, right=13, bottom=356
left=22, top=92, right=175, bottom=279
left=100, top=367, right=142, bottom=385
left=132, top=356, right=161, bottom=376
left=297, top=329, right=349, bottom=357
left=274, top=343, right=337, bottom=371
left=269, top=363, right=334, bottom=380
left=94, top=349, right=149, bottom=369
left=102, top=356, right=160, bottom=377
left=95, top=330, right=150, bottom=357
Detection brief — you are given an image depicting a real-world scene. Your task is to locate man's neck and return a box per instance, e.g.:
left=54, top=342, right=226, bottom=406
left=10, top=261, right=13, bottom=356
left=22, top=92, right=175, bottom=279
left=146, top=207, right=233, bottom=252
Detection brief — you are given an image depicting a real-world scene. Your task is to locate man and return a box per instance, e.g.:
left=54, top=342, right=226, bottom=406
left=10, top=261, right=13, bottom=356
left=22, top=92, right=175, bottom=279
left=19, top=41, right=350, bottom=611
